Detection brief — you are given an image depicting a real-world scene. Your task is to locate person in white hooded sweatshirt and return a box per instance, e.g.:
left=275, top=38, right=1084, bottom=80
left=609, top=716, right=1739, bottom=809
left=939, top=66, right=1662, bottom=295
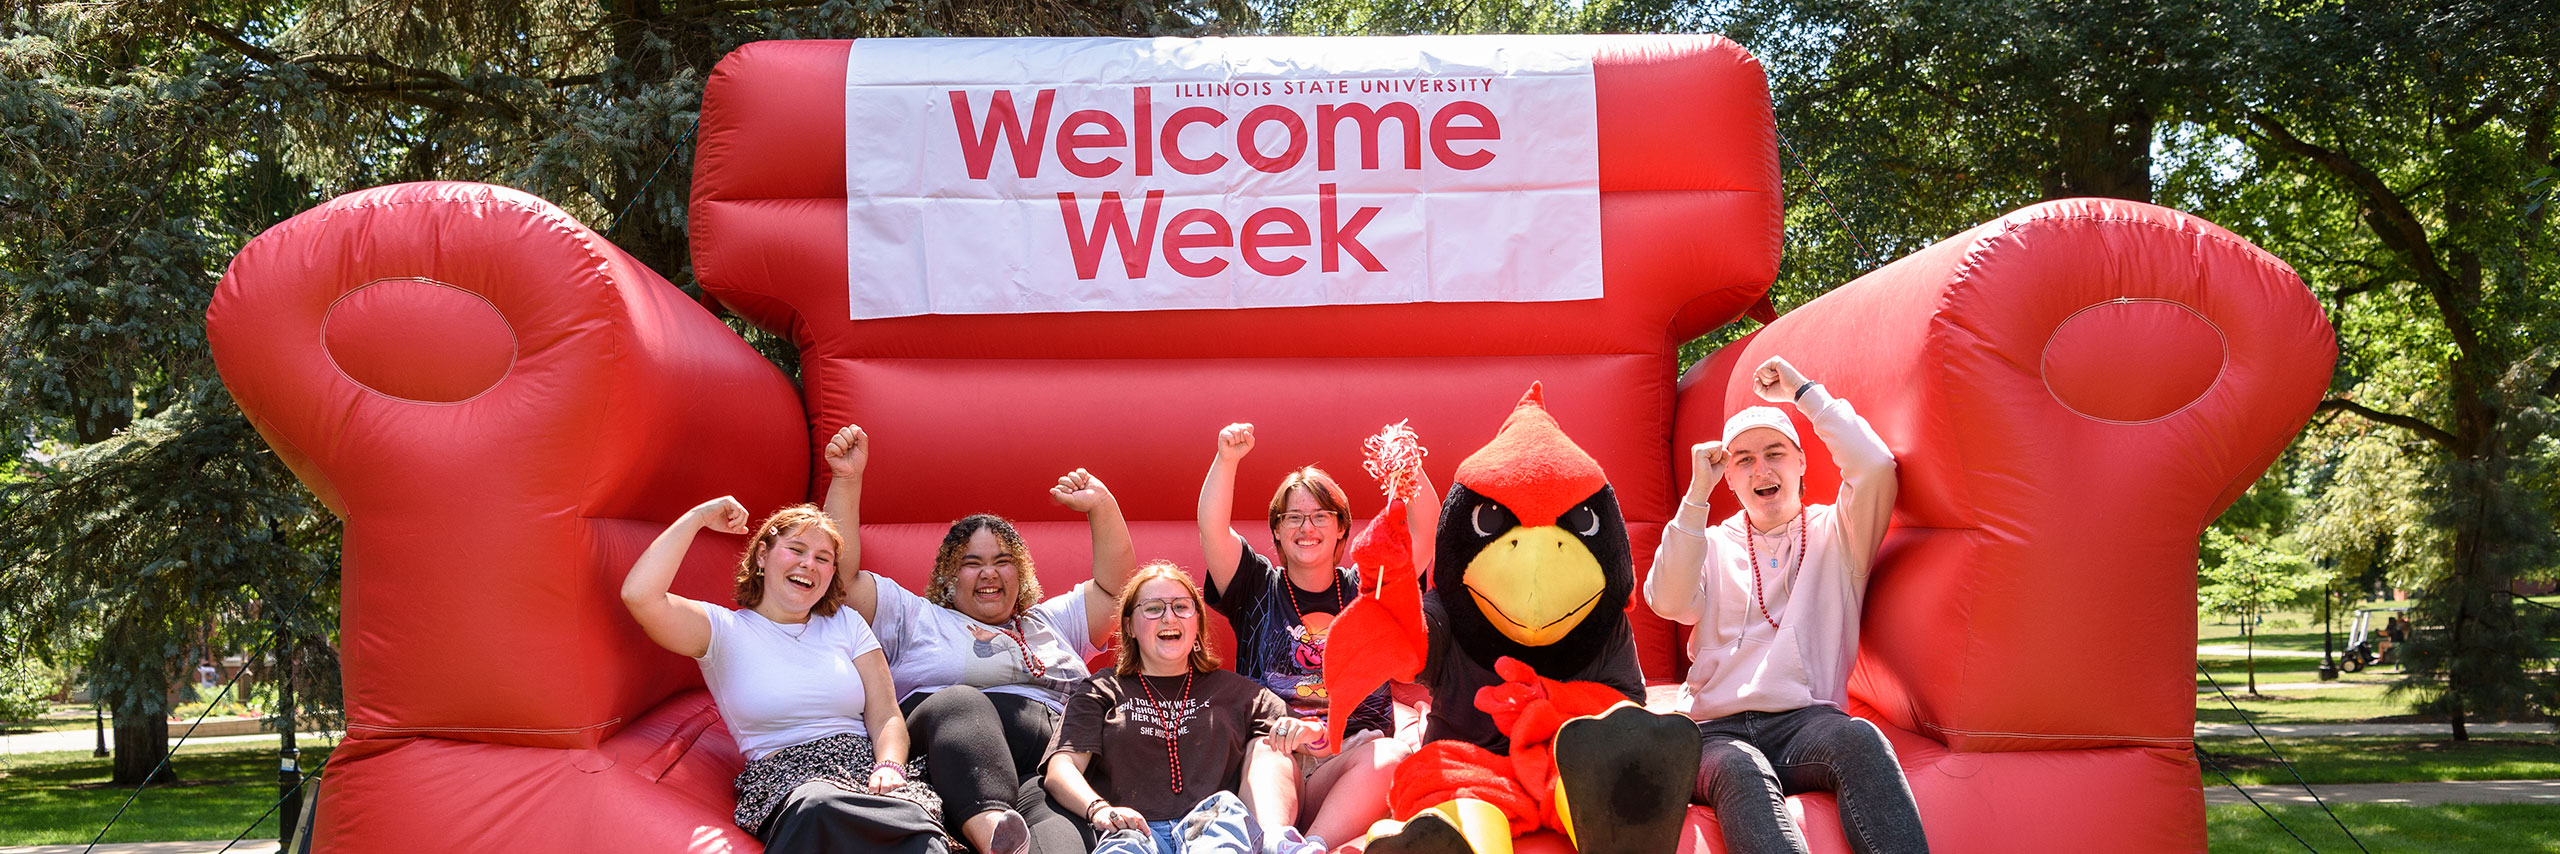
left=1644, top=356, right=1928, bottom=854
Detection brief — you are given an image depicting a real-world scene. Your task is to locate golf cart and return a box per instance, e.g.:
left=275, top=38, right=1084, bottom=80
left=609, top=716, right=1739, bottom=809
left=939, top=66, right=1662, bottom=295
left=2336, top=606, right=2412, bottom=673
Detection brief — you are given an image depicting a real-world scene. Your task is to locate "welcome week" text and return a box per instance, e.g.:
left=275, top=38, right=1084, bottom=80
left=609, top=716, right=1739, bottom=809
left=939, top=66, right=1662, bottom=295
left=946, top=86, right=1506, bottom=280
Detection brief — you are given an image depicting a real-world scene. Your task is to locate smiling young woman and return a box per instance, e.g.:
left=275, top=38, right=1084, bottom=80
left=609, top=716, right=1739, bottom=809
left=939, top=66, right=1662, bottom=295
left=1194, top=422, right=1432, bottom=851
left=619, top=498, right=944, bottom=853
left=1043, top=562, right=1308, bottom=854
left=820, top=423, right=1137, bottom=854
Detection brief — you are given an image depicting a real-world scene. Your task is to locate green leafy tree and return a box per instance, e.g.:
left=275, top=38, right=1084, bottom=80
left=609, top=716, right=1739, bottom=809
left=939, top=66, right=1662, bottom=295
left=0, top=10, right=329, bottom=782
left=1692, top=0, right=2556, bottom=738
left=4, top=0, right=1251, bottom=786
left=2186, top=2, right=2560, bottom=738
left=2199, top=530, right=2328, bottom=695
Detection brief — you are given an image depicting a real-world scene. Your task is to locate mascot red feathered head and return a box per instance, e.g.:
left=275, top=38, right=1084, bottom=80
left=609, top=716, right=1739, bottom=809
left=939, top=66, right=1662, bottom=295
left=1434, top=383, right=1634, bottom=676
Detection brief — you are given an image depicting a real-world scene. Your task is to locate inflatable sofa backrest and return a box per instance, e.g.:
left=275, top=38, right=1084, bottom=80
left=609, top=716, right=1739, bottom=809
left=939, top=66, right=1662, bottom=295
left=690, top=36, right=1783, bottom=676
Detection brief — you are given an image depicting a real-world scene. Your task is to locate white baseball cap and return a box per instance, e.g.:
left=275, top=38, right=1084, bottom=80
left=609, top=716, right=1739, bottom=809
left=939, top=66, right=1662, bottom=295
left=1721, top=406, right=1800, bottom=448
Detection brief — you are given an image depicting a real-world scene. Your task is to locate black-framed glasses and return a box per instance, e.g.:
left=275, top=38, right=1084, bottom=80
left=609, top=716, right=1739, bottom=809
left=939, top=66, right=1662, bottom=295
left=1278, top=511, right=1339, bottom=530
left=1134, top=598, right=1198, bottom=620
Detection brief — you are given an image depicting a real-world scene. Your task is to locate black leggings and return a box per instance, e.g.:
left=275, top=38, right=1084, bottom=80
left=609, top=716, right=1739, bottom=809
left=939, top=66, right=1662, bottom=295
left=902, top=687, right=1085, bottom=854
left=758, top=780, right=945, bottom=854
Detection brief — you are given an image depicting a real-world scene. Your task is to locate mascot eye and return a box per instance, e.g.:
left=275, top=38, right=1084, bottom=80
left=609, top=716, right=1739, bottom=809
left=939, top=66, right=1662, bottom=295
left=1470, top=501, right=1517, bottom=538
left=1563, top=505, right=1601, bottom=537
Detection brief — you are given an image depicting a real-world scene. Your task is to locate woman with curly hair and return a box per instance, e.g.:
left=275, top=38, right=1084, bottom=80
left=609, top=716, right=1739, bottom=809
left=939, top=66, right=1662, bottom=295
left=620, top=497, right=944, bottom=853
left=821, top=423, right=1135, bottom=854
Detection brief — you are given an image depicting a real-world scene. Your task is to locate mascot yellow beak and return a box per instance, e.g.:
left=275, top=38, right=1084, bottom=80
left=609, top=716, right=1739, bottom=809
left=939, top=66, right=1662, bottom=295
left=1462, top=524, right=1606, bottom=647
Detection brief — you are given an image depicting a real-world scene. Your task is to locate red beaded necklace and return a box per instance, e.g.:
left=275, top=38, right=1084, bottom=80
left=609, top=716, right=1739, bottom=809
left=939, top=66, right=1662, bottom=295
left=1281, top=568, right=1346, bottom=628
left=1743, top=512, right=1809, bottom=629
left=993, top=617, right=1046, bottom=679
left=1137, top=670, right=1195, bottom=793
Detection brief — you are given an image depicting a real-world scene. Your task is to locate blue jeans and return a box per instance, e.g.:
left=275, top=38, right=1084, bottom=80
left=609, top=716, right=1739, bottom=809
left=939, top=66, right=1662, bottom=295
left=1693, top=705, right=1928, bottom=854
left=1092, top=791, right=1257, bottom=854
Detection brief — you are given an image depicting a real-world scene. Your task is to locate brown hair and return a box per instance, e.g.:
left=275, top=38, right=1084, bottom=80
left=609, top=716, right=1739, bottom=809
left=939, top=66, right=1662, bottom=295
left=927, top=514, right=1044, bottom=619
left=732, top=505, right=848, bottom=617
left=1266, top=466, right=1355, bottom=565
left=1114, top=561, right=1221, bottom=675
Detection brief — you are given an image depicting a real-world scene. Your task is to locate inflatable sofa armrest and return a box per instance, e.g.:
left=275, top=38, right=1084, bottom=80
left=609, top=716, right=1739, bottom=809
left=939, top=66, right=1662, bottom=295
left=1678, top=198, right=2333, bottom=751
left=209, top=182, right=810, bottom=748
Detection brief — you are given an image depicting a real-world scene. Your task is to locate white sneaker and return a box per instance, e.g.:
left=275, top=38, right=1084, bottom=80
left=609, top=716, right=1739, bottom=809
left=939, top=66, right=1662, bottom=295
left=1261, top=827, right=1326, bottom=854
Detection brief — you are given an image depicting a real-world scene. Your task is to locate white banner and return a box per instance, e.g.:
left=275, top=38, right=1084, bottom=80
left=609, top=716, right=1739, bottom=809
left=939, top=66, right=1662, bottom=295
left=844, top=37, right=1603, bottom=319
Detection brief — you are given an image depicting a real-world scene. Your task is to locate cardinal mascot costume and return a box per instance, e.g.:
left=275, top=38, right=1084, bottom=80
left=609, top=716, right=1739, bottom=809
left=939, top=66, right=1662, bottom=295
left=1328, top=385, right=1700, bottom=854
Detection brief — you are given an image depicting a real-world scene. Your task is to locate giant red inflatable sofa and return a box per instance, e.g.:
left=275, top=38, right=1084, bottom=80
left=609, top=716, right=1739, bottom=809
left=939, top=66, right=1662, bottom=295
left=209, top=35, right=2333, bottom=854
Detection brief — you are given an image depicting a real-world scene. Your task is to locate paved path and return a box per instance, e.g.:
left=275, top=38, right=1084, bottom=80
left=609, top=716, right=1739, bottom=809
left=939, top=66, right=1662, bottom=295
left=2197, top=679, right=2392, bottom=694
left=2197, top=644, right=2330, bottom=658
left=0, top=843, right=275, bottom=854
left=2206, top=779, right=2560, bottom=806
left=2197, top=721, right=2554, bottom=737
left=0, top=729, right=338, bottom=757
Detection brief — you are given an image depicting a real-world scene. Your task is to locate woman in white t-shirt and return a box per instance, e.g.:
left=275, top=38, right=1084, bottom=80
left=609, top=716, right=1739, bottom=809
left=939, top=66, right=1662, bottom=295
left=621, top=497, right=943, bottom=853
left=820, top=423, right=1136, bottom=854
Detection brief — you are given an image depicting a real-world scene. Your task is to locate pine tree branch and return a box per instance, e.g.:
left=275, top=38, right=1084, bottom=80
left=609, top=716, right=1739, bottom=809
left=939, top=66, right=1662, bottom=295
left=193, top=18, right=595, bottom=117
left=2316, top=398, right=2457, bottom=449
left=669, top=0, right=855, bottom=14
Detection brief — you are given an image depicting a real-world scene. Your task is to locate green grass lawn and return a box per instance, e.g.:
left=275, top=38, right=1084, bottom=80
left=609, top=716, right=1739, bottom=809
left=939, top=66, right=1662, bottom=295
left=2211, top=804, right=2560, bottom=853
left=2200, top=735, right=2560, bottom=786
left=2, top=703, right=109, bottom=736
left=0, top=718, right=95, bottom=735
left=2196, top=603, right=2560, bottom=850
left=2194, top=654, right=2425, bottom=724
left=2197, top=625, right=2348, bottom=654
left=0, top=739, right=326, bottom=846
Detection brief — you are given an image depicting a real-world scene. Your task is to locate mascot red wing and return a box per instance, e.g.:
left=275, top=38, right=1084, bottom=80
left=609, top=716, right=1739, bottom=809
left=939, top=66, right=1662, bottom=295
left=1328, top=384, right=1700, bottom=854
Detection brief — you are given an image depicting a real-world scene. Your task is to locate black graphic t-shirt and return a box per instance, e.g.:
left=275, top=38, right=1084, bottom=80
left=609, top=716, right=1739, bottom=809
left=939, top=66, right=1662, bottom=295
left=1206, top=540, right=1397, bottom=740
left=1048, top=670, right=1285, bottom=820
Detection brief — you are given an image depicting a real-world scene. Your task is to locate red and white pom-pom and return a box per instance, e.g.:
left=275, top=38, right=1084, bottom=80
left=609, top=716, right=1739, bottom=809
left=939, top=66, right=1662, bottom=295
left=1362, top=420, right=1428, bottom=503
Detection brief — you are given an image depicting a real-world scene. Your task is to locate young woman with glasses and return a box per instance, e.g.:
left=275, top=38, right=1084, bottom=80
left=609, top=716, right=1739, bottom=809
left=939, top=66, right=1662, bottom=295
left=1045, top=561, right=1315, bottom=854
left=1194, top=423, right=1435, bottom=851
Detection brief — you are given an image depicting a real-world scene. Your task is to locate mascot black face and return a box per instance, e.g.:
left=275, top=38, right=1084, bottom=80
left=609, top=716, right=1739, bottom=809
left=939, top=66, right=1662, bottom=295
left=1433, top=481, right=1633, bottom=677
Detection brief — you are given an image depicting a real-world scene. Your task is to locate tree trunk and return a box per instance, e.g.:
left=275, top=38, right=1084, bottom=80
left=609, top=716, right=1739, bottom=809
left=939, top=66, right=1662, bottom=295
left=2042, top=102, right=2155, bottom=203
left=110, top=711, right=174, bottom=785
left=2434, top=376, right=2517, bottom=743
left=2244, top=609, right=2258, bottom=695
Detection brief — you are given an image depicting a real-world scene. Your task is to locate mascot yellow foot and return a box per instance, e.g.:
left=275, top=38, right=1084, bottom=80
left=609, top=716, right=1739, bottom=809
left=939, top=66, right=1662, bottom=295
left=1367, top=799, right=1515, bottom=854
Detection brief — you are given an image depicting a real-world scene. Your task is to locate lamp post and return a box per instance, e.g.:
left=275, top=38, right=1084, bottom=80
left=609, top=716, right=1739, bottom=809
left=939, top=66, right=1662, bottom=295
left=93, top=701, right=107, bottom=757
left=2318, top=577, right=2340, bottom=681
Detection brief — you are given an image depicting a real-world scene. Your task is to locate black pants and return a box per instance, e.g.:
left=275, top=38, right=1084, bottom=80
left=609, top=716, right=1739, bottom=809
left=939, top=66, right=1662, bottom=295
left=903, top=687, right=1085, bottom=854
left=758, top=780, right=945, bottom=854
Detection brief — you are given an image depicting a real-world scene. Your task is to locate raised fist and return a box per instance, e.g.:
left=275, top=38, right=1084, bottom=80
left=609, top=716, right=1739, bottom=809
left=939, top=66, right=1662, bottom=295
left=1751, top=356, right=1811, bottom=404
left=690, top=496, right=752, bottom=535
left=1216, top=422, right=1256, bottom=463
left=823, top=423, right=868, bottom=480
left=1049, top=468, right=1115, bottom=514
left=1689, top=441, right=1728, bottom=500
